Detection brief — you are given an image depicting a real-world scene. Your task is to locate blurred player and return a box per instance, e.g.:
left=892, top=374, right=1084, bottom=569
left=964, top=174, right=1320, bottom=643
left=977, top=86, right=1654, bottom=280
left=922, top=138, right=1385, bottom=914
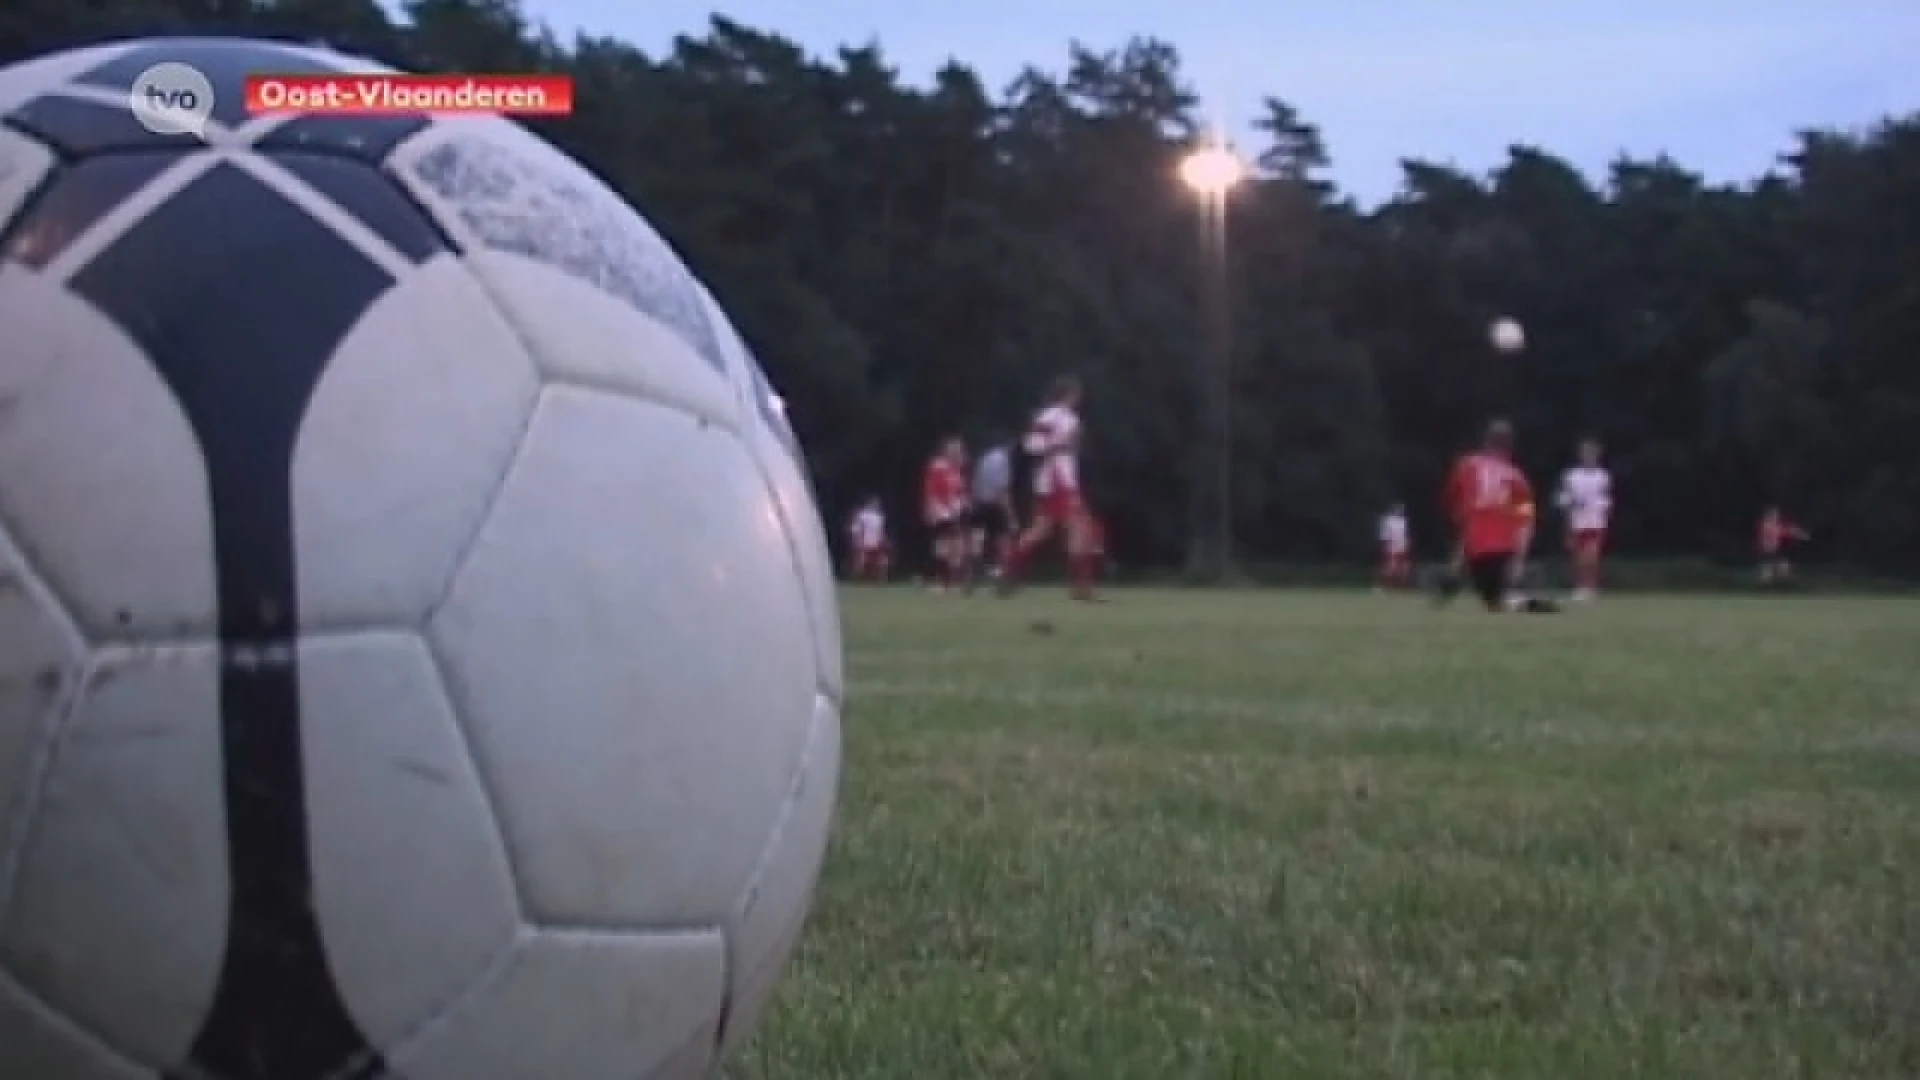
left=966, top=437, right=1017, bottom=587
left=922, top=436, right=969, bottom=591
left=1377, top=503, right=1411, bottom=591
left=1556, top=437, right=1613, bottom=601
left=846, top=496, right=890, bottom=583
left=1084, top=511, right=1109, bottom=581
left=1000, top=376, right=1098, bottom=601
left=1435, top=419, right=1540, bottom=612
left=1757, top=506, right=1809, bottom=584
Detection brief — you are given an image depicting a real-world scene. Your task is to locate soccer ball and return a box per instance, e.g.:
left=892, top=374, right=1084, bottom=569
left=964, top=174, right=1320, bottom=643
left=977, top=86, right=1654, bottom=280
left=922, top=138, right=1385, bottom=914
left=0, top=38, right=841, bottom=1080
left=1489, top=317, right=1525, bottom=352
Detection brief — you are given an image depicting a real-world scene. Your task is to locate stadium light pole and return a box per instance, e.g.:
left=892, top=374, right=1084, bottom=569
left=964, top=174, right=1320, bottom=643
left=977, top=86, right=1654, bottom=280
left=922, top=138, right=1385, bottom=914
left=1178, top=140, right=1246, bottom=583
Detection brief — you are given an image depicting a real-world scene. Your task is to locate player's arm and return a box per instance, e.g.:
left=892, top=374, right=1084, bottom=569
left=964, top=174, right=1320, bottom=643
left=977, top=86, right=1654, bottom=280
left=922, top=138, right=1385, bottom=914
left=1515, top=474, right=1536, bottom=548
left=1509, top=475, right=1537, bottom=580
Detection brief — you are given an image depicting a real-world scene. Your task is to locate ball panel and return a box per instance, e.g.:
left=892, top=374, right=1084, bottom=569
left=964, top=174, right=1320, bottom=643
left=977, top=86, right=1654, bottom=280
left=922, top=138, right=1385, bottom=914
left=0, top=42, right=135, bottom=115
left=387, top=121, right=730, bottom=379
left=748, top=437, right=843, bottom=699
left=0, top=644, right=229, bottom=1069
left=718, top=343, right=844, bottom=691
left=718, top=691, right=840, bottom=1061
left=428, top=387, right=817, bottom=928
left=0, top=126, right=53, bottom=227
left=4, top=95, right=190, bottom=158
left=458, top=250, right=742, bottom=430
left=265, top=151, right=450, bottom=265
left=702, top=293, right=844, bottom=696
left=256, top=114, right=434, bottom=162
left=0, top=974, right=147, bottom=1080
left=1, top=152, right=189, bottom=272
left=386, top=928, right=724, bottom=1080
left=0, top=525, right=83, bottom=904
left=293, top=257, right=539, bottom=630
left=299, top=632, right=519, bottom=1048
left=0, top=265, right=217, bottom=639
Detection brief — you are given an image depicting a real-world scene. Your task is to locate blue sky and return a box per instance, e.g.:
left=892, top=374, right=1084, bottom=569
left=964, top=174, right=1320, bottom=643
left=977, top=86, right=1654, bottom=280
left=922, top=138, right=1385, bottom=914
left=521, top=1, right=1920, bottom=204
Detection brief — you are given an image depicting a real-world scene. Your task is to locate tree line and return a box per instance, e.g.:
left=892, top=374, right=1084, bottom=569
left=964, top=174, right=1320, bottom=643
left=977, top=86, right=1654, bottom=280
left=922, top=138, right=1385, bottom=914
left=7, top=0, right=1918, bottom=574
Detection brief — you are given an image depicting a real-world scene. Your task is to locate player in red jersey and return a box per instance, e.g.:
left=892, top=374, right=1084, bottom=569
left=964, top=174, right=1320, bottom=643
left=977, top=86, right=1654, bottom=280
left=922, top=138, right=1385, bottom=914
left=922, top=436, right=969, bottom=591
left=1000, top=376, right=1098, bottom=600
left=1757, top=506, right=1809, bottom=584
left=1436, top=419, right=1540, bottom=611
left=846, top=496, right=890, bottom=583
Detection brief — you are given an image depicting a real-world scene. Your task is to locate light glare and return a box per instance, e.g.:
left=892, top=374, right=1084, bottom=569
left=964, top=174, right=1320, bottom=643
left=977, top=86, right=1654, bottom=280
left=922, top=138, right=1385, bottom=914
left=1180, top=145, right=1244, bottom=196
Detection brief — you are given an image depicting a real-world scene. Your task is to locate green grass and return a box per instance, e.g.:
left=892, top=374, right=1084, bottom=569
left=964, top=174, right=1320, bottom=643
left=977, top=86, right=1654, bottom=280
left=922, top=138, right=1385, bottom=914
left=728, top=588, right=1920, bottom=1079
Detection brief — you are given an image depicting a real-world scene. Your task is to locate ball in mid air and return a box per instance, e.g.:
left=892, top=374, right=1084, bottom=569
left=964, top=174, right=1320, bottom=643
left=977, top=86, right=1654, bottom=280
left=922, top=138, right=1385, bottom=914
left=1490, top=317, right=1526, bottom=353
left=0, top=38, right=840, bottom=1080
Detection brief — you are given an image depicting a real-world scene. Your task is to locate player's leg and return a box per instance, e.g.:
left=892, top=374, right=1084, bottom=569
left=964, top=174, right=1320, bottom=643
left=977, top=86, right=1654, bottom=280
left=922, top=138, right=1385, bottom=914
left=1000, top=503, right=1058, bottom=593
left=1570, top=532, right=1597, bottom=600
left=929, top=523, right=953, bottom=590
left=943, top=519, right=968, bottom=587
left=954, top=516, right=981, bottom=592
left=1393, top=552, right=1411, bottom=588
left=965, top=517, right=987, bottom=587
left=1468, top=553, right=1508, bottom=612
left=983, top=505, right=1010, bottom=580
left=1432, top=539, right=1466, bottom=605
left=1064, top=501, right=1097, bottom=600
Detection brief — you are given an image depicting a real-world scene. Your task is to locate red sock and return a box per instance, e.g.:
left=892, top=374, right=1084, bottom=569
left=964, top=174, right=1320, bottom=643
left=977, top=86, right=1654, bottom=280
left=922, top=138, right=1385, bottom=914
left=1003, top=538, right=1032, bottom=582
left=1070, top=551, right=1094, bottom=595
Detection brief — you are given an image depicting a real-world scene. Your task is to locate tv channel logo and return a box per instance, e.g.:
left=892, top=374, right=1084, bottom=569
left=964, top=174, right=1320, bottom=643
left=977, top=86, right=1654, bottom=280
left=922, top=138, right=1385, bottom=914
left=129, top=62, right=215, bottom=138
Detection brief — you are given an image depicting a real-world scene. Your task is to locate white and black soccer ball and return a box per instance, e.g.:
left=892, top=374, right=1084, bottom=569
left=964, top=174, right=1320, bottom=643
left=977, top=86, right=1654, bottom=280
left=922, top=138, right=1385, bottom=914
left=0, top=38, right=841, bottom=1080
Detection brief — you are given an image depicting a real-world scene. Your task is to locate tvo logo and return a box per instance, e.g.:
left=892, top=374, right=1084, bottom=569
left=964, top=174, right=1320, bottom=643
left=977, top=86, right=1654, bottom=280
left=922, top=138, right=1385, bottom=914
left=129, top=62, right=215, bottom=138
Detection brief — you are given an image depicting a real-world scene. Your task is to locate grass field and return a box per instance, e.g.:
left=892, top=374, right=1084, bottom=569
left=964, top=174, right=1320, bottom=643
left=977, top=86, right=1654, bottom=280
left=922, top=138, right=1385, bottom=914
left=728, top=588, right=1920, bottom=1079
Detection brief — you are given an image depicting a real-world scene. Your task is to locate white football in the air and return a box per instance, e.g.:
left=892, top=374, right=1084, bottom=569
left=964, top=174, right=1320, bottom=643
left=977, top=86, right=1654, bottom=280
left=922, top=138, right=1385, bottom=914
left=1490, top=317, right=1525, bottom=352
left=0, top=38, right=840, bottom=1080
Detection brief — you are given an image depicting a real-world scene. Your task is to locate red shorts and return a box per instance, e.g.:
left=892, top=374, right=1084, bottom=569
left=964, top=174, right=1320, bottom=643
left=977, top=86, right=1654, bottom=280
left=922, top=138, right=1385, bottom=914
left=1570, top=528, right=1605, bottom=558
left=1036, top=487, right=1082, bottom=523
left=1382, top=548, right=1409, bottom=569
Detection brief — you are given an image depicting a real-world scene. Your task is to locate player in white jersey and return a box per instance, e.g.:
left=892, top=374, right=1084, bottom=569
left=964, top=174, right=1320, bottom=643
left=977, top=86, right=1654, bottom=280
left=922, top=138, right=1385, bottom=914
left=1000, top=376, right=1097, bottom=600
left=846, top=497, right=890, bottom=583
left=1376, top=503, right=1411, bottom=591
left=1556, top=437, right=1613, bottom=600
